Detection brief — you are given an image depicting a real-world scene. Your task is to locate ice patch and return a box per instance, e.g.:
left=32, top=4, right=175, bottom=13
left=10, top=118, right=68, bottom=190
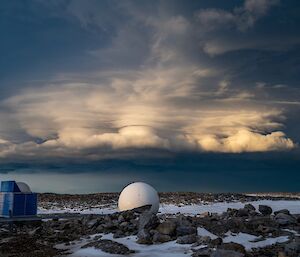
left=197, top=227, right=218, bottom=239
left=63, top=233, right=193, bottom=257
left=223, top=231, right=289, bottom=251
left=282, top=229, right=300, bottom=236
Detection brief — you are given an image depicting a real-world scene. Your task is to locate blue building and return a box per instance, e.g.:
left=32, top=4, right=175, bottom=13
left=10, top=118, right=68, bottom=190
left=0, top=181, right=37, bottom=218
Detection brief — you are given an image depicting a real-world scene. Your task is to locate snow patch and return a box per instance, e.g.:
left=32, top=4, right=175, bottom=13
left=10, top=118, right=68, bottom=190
left=197, top=227, right=218, bottom=239
left=63, top=233, right=193, bottom=257
left=223, top=231, right=289, bottom=251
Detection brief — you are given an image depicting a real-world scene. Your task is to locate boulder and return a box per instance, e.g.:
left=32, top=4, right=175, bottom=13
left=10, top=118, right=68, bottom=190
left=211, top=249, right=244, bottom=257
left=86, top=218, right=99, bottom=229
left=244, top=203, right=255, bottom=211
left=275, top=213, right=297, bottom=225
left=192, top=248, right=211, bottom=257
left=197, top=236, right=211, bottom=244
left=258, top=205, right=272, bottom=215
left=210, top=237, right=223, bottom=246
left=137, top=209, right=159, bottom=244
left=237, top=208, right=249, bottom=217
left=284, top=239, right=300, bottom=255
left=156, top=221, right=177, bottom=236
left=176, top=225, right=197, bottom=236
left=176, top=234, right=197, bottom=244
left=218, top=242, right=246, bottom=254
left=152, top=232, right=172, bottom=243
left=278, top=251, right=287, bottom=257
left=82, top=239, right=134, bottom=255
left=274, top=209, right=290, bottom=216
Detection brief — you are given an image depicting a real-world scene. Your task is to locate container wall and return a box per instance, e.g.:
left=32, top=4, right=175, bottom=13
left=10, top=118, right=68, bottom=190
left=0, top=192, right=37, bottom=217
left=25, top=193, right=37, bottom=216
left=12, top=194, right=26, bottom=216
left=0, top=181, right=20, bottom=193
left=0, top=193, right=14, bottom=217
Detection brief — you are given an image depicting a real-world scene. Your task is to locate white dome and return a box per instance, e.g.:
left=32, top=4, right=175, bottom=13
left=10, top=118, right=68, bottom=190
left=118, top=182, right=159, bottom=213
left=16, top=182, right=32, bottom=193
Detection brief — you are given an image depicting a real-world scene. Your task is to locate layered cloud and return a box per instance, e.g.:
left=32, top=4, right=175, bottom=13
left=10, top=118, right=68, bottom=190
left=0, top=68, right=295, bottom=160
left=0, top=0, right=298, bottom=162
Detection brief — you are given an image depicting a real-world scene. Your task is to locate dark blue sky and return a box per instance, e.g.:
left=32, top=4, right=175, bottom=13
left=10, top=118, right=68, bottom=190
left=0, top=0, right=299, bottom=193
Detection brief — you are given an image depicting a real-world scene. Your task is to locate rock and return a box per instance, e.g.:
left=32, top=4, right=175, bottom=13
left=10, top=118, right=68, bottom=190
left=139, top=212, right=160, bottom=230
left=249, top=210, right=259, bottom=216
left=95, top=224, right=104, bottom=233
left=284, top=239, right=300, bottom=255
left=156, top=221, right=177, bottom=236
left=227, top=208, right=238, bottom=217
left=274, top=209, right=290, bottom=216
left=256, top=225, right=275, bottom=234
left=278, top=251, right=287, bottom=257
left=82, top=239, right=134, bottom=255
left=210, top=237, right=223, bottom=246
left=120, top=221, right=129, bottom=228
left=176, top=234, right=197, bottom=244
left=237, top=208, right=249, bottom=217
left=211, top=249, right=244, bottom=257
left=113, top=230, right=125, bottom=238
left=197, top=236, right=211, bottom=244
left=199, top=212, right=210, bottom=218
left=258, top=205, right=273, bottom=215
left=118, top=214, right=125, bottom=223
left=137, top=209, right=159, bottom=244
left=176, top=225, right=197, bottom=236
left=244, top=203, right=255, bottom=211
left=218, top=242, right=246, bottom=254
left=192, top=248, right=211, bottom=257
left=275, top=213, right=297, bottom=225
left=132, top=204, right=153, bottom=213
left=225, top=218, right=245, bottom=233
left=152, top=232, right=172, bottom=243
left=86, top=218, right=98, bottom=229
left=136, top=235, right=153, bottom=245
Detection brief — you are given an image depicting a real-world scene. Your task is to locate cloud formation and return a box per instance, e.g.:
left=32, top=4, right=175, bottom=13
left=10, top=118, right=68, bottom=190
left=0, top=0, right=298, bottom=162
left=0, top=71, right=295, bottom=159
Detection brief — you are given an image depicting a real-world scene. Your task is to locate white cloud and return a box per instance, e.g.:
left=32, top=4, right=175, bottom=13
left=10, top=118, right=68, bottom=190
left=196, top=130, right=294, bottom=153
left=0, top=71, right=295, bottom=159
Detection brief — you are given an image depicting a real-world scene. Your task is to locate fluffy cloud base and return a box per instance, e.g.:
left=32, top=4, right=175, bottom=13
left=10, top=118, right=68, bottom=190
left=0, top=77, right=295, bottom=160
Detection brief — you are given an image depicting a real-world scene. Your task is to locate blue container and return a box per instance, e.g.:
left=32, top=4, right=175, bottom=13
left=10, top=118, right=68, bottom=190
left=0, top=181, right=20, bottom=192
left=0, top=193, right=37, bottom=217
left=0, top=181, right=37, bottom=217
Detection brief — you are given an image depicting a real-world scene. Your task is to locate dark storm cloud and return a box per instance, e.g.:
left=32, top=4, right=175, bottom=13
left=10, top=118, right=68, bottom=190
left=1, top=152, right=299, bottom=193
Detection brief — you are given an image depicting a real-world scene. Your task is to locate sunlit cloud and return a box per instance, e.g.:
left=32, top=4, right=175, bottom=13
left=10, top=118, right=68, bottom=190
left=0, top=0, right=298, bottom=163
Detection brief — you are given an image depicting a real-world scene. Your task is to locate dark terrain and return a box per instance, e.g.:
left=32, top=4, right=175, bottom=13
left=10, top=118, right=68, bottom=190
left=0, top=192, right=299, bottom=257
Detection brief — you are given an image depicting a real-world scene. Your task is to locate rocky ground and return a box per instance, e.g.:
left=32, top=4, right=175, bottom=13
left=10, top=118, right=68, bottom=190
left=0, top=193, right=299, bottom=257
left=38, top=192, right=300, bottom=213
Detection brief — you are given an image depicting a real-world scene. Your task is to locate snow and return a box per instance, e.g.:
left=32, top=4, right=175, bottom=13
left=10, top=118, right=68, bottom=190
left=59, top=233, right=193, bottom=257
left=159, top=200, right=300, bottom=215
left=58, top=229, right=292, bottom=257
left=43, top=199, right=300, bottom=257
left=282, top=229, right=300, bottom=236
left=223, top=231, right=289, bottom=251
left=197, top=227, right=218, bottom=239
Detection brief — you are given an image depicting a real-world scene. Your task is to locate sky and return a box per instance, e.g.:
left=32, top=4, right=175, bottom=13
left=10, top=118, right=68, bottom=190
left=0, top=0, right=299, bottom=193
